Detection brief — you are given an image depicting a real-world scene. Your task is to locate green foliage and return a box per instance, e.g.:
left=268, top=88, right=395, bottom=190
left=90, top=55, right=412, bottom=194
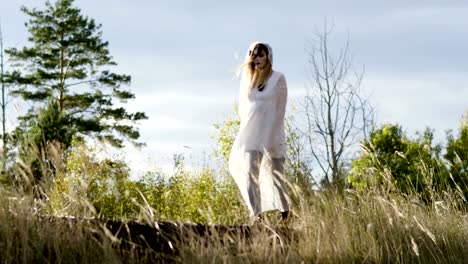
left=6, top=0, right=147, bottom=149
left=141, top=167, right=247, bottom=223
left=14, top=99, right=74, bottom=187
left=349, top=123, right=449, bottom=200
left=29, top=100, right=73, bottom=147
left=445, top=111, right=468, bottom=198
left=47, top=140, right=246, bottom=223
left=137, top=151, right=246, bottom=223
left=211, top=106, right=240, bottom=166
left=48, top=139, right=140, bottom=218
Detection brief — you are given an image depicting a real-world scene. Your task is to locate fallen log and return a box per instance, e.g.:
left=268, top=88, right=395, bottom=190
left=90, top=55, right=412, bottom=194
left=37, top=215, right=296, bottom=260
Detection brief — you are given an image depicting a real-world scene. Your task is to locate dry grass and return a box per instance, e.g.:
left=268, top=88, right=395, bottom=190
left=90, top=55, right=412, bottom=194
left=0, top=195, right=114, bottom=263
left=170, top=188, right=468, bottom=263
left=2, top=138, right=468, bottom=262
left=1, top=186, right=468, bottom=264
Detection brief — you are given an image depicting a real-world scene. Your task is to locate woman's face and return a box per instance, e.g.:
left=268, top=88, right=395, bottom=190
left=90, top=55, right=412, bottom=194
left=253, top=50, right=268, bottom=69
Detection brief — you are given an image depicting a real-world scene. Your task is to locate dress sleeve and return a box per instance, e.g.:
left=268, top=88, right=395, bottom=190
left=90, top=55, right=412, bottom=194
left=267, top=74, right=288, bottom=153
left=238, top=71, right=249, bottom=121
left=275, top=74, right=288, bottom=130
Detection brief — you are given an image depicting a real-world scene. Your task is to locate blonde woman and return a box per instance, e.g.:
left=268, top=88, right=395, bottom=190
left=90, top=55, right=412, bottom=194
left=229, top=41, right=290, bottom=222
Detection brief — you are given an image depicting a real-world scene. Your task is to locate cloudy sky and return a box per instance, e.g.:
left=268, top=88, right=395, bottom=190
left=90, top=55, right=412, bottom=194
left=2, top=0, right=467, bottom=177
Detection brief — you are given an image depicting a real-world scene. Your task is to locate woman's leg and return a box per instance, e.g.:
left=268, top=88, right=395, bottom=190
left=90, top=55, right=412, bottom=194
left=246, top=150, right=263, bottom=215
left=272, top=157, right=289, bottom=219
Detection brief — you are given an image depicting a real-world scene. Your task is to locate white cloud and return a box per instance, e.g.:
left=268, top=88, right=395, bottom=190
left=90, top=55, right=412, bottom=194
left=363, top=74, right=468, bottom=139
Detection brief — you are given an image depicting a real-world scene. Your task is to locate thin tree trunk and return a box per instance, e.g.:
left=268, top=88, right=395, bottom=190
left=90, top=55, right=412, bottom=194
left=0, top=24, right=7, bottom=177
left=301, top=24, right=374, bottom=188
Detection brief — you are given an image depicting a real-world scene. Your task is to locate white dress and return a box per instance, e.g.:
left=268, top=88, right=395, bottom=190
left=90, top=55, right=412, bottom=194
left=228, top=69, right=290, bottom=216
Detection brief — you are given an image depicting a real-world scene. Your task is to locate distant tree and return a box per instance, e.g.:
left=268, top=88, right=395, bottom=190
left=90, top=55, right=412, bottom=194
left=284, top=110, right=316, bottom=195
left=6, top=0, right=147, bottom=185
left=0, top=23, right=6, bottom=179
left=349, top=123, right=448, bottom=200
left=300, top=24, right=374, bottom=188
left=445, top=111, right=468, bottom=198
left=0, top=23, right=13, bottom=182
left=6, top=0, right=147, bottom=150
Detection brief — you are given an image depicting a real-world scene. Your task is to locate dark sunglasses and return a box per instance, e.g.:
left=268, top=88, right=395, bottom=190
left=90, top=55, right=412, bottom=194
left=248, top=44, right=267, bottom=58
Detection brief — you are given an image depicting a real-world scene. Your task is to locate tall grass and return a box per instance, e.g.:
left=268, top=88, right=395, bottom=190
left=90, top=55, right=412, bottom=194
left=1, top=185, right=468, bottom=263
left=1, top=141, right=468, bottom=263
left=0, top=193, right=119, bottom=263
left=168, top=186, right=468, bottom=263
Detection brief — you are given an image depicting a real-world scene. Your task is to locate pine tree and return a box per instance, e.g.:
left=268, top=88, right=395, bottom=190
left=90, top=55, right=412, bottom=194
left=17, top=99, right=72, bottom=190
left=6, top=0, right=147, bottom=149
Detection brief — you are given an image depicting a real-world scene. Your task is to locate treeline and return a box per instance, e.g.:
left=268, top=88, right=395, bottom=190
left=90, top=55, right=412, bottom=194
left=215, top=110, right=468, bottom=208
left=350, top=121, right=468, bottom=202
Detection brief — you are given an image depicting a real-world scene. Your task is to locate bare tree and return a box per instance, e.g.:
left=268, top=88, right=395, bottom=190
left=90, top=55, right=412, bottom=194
left=300, top=24, right=375, bottom=187
left=284, top=111, right=316, bottom=192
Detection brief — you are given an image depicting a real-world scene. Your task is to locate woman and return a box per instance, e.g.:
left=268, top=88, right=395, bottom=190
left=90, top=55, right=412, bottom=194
left=228, top=41, right=290, bottom=222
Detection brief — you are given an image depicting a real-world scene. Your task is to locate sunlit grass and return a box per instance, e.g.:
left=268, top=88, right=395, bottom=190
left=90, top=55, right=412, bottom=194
left=1, top=140, right=468, bottom=263
left=1, top=184, right=468, bottom=263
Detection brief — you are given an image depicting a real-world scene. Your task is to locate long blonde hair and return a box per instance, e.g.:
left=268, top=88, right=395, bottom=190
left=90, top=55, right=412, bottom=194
left=240, top=43, right=273, bottom=90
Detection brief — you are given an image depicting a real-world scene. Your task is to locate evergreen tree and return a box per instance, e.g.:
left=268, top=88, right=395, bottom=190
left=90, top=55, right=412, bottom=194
left=6, top=0, right=147, bottom=149
left=16, top=99, right=72, bottom=189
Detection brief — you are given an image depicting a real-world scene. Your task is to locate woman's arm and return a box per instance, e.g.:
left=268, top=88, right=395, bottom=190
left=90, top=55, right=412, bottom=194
left=267, top=74, right=288, bottom=153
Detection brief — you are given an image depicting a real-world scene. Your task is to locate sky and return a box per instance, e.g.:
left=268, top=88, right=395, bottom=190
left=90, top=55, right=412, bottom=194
left=1, top=0, right=467, bottom=178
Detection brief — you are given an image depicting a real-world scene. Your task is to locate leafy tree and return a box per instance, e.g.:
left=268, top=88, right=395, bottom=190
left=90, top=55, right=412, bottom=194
left=6, top=0, right=147, bottom=150
left=445, top=111, right=468, bottom=198
left=349, top=123, right=448, bottom=200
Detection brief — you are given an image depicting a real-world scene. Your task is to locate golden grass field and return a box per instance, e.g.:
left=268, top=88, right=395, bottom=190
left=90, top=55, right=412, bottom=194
left=1, top=185, right=467, bottom=264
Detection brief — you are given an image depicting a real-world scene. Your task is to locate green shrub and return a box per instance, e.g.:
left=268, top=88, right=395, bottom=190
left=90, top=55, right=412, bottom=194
left=349, top=124, right=450, bottom=201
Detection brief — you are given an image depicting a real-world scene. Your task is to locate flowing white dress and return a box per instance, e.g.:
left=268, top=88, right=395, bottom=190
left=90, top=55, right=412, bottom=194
left=228, top=69, right=290, bottom=216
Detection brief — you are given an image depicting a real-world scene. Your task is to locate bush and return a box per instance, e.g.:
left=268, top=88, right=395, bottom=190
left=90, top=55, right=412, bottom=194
left=46, top=140, right=247, bottom=223
left=47, top=139, right=140, bottom=219
left=349, top=124, right=450, bottom=201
